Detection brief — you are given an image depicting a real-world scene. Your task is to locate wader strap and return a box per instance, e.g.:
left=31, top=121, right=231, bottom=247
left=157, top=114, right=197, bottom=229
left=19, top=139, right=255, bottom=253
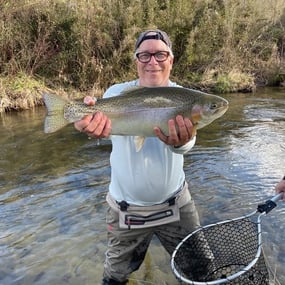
left=116, top=181, right=185, bottom=211
left=167, top=196, right=176, bottom=206
left=118, top=195, right=176, bottom=211
left=118, top=200, right=129, bottom=211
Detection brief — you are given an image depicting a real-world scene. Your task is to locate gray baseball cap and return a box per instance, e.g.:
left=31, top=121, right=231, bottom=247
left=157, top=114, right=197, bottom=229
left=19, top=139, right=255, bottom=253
left=135, top=29, right=172, bottom=51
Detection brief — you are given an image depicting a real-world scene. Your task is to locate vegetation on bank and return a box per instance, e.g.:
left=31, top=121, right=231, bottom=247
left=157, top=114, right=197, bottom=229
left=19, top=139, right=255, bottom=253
left=0, top=0, right=285, bottom=112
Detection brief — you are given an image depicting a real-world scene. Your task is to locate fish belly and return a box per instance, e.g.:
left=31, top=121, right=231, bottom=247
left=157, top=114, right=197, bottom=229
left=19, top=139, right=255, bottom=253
left=108, top=108, right=174, bottom=136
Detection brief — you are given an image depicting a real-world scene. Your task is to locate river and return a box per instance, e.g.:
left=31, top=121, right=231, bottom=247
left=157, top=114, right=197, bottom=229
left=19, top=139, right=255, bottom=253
left=0, top=88, right=284, bottom=285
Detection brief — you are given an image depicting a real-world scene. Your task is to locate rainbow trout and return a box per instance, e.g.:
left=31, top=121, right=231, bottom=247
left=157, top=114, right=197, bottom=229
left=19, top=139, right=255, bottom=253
left=43, top=86, right=228, bottom=151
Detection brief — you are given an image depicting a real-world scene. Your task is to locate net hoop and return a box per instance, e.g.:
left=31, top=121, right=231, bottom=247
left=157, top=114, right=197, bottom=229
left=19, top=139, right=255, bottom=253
left=171, top=210, right=265, bottom=285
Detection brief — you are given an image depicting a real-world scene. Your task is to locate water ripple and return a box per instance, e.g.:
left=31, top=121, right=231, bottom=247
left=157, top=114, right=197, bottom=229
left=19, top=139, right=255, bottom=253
left=0, top=91, right=285, bottom=284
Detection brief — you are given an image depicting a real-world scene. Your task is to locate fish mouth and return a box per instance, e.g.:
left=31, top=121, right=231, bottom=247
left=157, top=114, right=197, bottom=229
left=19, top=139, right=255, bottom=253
left=211, top=105, right=228, bottom=118
left=212, top=98, right=229, bottom=114
left=216, top=102, right=229, bottom=112
left=220, top=100, right=229, bottom=112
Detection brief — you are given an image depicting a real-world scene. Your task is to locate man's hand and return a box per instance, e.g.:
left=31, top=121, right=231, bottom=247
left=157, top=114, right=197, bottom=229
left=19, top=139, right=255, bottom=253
left=154, top=115, right=195, bottom=147
left=275, top=177, right=285, bottom=201
left=74, top=96, right=111, bottom=138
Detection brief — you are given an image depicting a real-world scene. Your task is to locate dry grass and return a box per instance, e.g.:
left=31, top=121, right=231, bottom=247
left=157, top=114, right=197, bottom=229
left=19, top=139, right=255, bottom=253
left=0, top=74, right=45, bottom=112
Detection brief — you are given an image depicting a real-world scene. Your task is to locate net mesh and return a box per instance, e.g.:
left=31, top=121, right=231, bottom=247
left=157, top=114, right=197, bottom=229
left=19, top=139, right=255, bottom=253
left=173, top=217, right=269, bottom=284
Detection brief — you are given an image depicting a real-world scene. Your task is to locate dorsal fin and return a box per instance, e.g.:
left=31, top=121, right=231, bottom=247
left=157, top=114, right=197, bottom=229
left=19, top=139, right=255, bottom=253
left=119, top=86, right=144, bottom=96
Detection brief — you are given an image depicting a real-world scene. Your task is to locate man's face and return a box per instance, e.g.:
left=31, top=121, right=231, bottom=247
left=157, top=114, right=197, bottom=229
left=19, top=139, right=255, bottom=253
left=135, top=39, right=173, bottom=87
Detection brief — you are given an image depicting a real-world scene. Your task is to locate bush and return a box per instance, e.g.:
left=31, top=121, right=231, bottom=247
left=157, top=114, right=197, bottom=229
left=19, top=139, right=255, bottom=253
left=0, top=0, right=284, bottom=111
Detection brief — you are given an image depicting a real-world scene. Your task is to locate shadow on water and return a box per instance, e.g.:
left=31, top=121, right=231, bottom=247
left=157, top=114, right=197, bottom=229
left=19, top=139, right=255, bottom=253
left=0, top=88, right=284, bottom=284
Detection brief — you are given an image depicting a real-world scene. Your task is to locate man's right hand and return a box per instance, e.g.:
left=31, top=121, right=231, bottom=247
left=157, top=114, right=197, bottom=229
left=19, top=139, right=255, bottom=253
left=74, top=96, right=112, bottom=138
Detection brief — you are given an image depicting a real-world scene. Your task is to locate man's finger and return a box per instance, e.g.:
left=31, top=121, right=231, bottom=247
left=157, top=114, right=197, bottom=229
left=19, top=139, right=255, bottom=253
left=84, top=96, right=97, bottom=106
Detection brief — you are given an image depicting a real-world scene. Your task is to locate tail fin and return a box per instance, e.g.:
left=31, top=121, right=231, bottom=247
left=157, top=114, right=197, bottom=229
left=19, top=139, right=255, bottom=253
left=42, top=93, right=70, bottom=133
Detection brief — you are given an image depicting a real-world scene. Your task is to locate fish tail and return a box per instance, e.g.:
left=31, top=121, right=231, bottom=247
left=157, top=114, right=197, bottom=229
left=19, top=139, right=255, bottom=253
left=42, top=93, right=69, bottom=133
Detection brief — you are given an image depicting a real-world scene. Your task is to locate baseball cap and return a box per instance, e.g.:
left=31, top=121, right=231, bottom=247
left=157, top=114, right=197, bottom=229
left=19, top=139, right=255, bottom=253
left=134, top=29, right=172, bottom=51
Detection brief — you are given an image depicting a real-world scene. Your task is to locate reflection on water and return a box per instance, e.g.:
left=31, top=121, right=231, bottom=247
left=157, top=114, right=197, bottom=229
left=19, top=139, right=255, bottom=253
left=0, top=88, right=284, bottom=285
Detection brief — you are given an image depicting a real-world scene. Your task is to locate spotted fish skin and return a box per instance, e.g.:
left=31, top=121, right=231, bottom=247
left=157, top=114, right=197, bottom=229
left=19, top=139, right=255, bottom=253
left=43, top=86, right=228, bottom=137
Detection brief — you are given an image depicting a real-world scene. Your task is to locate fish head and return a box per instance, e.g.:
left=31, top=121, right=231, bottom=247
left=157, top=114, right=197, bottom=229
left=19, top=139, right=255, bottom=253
left=191, top=95, right=229, bottom=129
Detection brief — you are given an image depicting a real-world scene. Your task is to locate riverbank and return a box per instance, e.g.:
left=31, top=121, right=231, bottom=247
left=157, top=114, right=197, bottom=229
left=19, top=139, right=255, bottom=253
left=0, top=74, right=99, bottom=113
left=0, top=72, right=252, bottom=113
left=1, top=71, right=285, bottom=113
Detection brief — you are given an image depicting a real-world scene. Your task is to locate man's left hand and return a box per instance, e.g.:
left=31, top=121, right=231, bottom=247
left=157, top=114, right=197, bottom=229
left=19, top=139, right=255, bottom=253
left=154, top=115, right=195, bottom=147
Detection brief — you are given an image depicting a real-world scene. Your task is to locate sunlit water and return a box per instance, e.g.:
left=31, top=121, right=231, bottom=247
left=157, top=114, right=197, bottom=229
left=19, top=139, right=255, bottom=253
left=0, top=88, right=284, bottom=285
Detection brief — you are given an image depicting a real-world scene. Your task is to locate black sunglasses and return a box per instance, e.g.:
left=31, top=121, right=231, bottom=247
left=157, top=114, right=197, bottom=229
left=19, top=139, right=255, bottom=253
left=135, top=51, right=170, bottom=63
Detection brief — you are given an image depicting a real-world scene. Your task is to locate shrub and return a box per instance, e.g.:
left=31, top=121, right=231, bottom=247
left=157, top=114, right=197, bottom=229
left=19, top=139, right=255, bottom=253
left=0, top=0, right=284, bottom=112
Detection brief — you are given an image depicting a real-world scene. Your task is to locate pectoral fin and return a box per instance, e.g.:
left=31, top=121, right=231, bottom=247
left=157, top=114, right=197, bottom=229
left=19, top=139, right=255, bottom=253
left=134, top=136, right=146, bottom=152
left=191, top=125, right=197, bottom=139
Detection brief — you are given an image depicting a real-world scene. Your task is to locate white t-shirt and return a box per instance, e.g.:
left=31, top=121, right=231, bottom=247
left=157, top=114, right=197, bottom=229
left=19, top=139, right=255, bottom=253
left=104, top=80, right=196, bottom=206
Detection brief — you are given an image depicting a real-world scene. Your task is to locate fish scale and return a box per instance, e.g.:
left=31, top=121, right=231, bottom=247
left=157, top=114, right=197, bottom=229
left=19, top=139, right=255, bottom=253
left=43, top=86, right=229, bottom=151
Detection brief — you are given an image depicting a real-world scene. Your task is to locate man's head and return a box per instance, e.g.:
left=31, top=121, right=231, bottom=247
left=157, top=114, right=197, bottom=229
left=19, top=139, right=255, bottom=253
left=135, top=30, right=172, bottom=52
left=134, top=30, right=174, bottom=87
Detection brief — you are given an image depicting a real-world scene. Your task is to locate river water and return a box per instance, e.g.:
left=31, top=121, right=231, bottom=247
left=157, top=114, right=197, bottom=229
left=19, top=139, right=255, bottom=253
left=0, top=88, right=284, bottom=285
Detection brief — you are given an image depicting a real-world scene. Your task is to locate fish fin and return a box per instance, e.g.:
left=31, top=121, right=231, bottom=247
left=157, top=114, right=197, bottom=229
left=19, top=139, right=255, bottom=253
left=43, top=92, right=69, bottom=111
left=42, top=93, right=70, bottom=133
left=191, top=125, right=197, bottom=138
left=120, top=86, right=143, bottom=95
left=191, top=113, right=202, bottom=124
left=44, top=114, right=69, bottom=133
left=134, top=136, right=146, bottom=152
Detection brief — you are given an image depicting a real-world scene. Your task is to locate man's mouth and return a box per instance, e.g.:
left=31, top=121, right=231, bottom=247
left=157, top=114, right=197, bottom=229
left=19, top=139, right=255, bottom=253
left=146, top=69, right=161, bottom=73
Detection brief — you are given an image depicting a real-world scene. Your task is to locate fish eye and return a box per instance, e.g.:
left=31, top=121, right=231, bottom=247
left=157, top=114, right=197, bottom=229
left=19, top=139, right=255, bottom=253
left=210, top=103, right=218, bottom=109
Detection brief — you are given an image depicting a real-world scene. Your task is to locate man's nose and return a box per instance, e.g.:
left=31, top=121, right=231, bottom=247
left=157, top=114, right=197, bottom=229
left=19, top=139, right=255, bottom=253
left=148, top=54, right=158, bottom=64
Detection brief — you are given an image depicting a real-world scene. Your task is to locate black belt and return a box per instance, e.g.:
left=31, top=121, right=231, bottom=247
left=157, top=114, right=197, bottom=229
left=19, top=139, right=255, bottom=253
left=117, top=181, right=185, bottom=211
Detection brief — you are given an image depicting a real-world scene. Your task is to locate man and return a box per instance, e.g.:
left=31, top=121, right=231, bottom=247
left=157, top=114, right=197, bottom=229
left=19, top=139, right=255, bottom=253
left=74, top=30, right=285, bottom=284
left=75, top=29, right=201, bottom=285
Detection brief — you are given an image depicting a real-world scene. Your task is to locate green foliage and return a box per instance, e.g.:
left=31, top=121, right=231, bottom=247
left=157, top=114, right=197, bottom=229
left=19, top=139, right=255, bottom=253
left=0, top=0, right=285, bottom=98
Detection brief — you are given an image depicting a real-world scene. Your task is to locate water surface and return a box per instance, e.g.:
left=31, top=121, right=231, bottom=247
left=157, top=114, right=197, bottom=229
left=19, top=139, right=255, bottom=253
left=0, top=88, right=284, bottom=284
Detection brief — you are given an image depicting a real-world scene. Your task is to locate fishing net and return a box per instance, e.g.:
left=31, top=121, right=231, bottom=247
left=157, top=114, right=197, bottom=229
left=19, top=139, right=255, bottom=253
left=172, top=216, right=268, bottom=284
left=171, top=194, right=282, bottom=285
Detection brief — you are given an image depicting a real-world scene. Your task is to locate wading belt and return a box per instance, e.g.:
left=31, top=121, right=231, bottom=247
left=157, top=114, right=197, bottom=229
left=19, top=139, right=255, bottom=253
left=106, top=181, right=191, bottom=229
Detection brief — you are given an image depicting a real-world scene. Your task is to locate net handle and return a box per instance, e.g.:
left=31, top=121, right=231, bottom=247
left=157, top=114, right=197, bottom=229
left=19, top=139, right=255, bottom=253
left=271, top=193, right=283, bottom=203
left=257, top=193, right=283, bottom=214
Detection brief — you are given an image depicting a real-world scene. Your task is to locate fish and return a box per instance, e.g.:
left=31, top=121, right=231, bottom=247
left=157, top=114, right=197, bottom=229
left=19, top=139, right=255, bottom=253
left=42, top=86, right=229, bottom=151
